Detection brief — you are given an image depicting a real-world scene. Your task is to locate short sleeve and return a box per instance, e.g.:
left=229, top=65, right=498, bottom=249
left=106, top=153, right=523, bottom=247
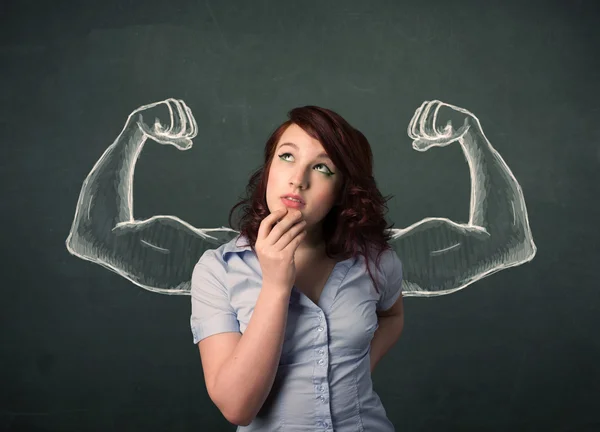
left=190, top=250, right=240, bottom=344
left=376, top=250, right=403, bottom=312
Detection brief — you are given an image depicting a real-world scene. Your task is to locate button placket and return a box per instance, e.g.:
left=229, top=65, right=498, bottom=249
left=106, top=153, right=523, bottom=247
left=315, top=379, right=328, bottom=402
left=313, top=309, right=330, bottom=420
left=315, top=331, right=327, bottom=367
left=315, top=311, right=327, bottom=365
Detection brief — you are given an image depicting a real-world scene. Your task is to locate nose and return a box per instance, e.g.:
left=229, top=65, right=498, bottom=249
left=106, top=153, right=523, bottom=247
left=289, top=168, right=308, bottom=190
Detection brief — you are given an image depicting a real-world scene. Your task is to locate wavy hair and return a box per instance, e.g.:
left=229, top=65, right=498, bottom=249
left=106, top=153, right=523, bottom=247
left=228, top=106, right=395, bottom=293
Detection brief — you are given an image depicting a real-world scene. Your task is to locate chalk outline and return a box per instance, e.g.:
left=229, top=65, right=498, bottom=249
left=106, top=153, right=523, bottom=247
left=66, top=98, right=536, bottom=297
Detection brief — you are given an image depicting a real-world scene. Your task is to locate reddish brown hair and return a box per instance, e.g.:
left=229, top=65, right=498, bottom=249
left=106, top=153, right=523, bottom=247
left=227, top=106, right=395, bottom=293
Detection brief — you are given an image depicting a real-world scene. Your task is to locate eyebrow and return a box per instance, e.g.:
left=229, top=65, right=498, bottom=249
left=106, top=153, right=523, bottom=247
left=278, top=142, right=332, bottom=161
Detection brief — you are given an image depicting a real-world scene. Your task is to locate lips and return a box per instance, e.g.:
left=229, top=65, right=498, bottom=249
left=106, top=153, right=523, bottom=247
left=281, top=196, right=305, bottom=208
left=281, top=195, right=305, bottom=204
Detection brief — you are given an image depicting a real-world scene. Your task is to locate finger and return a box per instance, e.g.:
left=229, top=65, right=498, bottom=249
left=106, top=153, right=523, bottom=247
left=174, top=99, right=187, bottom=136
left=164, top=99, right=177, bottom=134
left=153, top=105, right=170, bottom=135
left=293, top=230, right=308, bottom=248
left=267, top=210, right=304, bottom=247
left=412, top=138, right=434, bottom=152
left=431, top=101, right=454, bottom=138
left=151, top=103, right=169, bottom=136
left=434, top=103, right=454, bottom=139
left=134, top=100, right=162, bottom=114
left=257, top=208, right=289, bottom=241
left=431, top=102, right=443, bottom=136
left=181, top=101, right=198, bottom=138
left=171, top=137, right=193, bottom=151
left=276, top=208, right=302, bottom=223
left=419, top=100, right=440, bottom=139
left=275, top=220, right=307, bottom=251
left=408, top=101, right=426, bottom=139
left=160, top=100, right=176, bottom=135
left=170, top=99, right=187, bottom=137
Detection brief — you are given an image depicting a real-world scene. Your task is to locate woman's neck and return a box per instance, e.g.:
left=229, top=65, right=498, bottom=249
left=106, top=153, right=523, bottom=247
left=295, top=238, right=327, bottom=262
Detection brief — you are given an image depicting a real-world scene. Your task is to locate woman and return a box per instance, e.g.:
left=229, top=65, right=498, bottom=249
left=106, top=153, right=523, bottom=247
left=65, top=95, right=535, bottom=427
left=191, top=106, right=404, bottom=431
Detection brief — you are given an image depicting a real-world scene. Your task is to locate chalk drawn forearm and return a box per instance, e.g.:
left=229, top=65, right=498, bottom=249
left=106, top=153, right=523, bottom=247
left=65, top=99, right=237, bottom=294
left=391, top=100, right=536, bottom=296
left=66, top=98, right=535, bottom=296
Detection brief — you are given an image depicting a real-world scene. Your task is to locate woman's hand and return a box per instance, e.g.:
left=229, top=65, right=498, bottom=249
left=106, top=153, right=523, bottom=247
left=255, top=208, right=307, bottom=292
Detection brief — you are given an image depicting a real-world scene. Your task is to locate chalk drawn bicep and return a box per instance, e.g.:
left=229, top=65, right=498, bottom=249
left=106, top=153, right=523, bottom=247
left=105, top=218, right=237, bottom=294
left=396, top=100, right=537, bottom=296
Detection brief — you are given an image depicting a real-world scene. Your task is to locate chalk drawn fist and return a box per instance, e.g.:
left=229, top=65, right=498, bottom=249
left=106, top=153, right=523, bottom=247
left=134, top=98, right=198, bottom=150
left=408, top=100, right=476, bottom=152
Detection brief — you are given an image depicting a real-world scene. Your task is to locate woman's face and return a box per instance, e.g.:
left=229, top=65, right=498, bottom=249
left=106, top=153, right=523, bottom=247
left=266, top=123, right=342, bottom=243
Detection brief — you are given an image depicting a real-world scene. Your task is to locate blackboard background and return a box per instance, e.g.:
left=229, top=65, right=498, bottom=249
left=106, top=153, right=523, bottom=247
left=2, top=1, right=599, bottom=431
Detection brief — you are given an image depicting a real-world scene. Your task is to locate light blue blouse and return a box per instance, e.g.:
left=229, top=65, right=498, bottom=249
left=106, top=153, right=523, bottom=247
left=190, top=234, right=403, bottom=431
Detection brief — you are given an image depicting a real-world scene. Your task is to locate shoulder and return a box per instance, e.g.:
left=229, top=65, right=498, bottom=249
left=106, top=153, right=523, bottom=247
left=381, top=248, right=402, bottom=276
left=374, top=247, right=403, bottom=312
left=365, top=245, right=402, bottom=278
left=193, top=234, right=247, bottom=281
left=196, top=234, right=249, bottom=266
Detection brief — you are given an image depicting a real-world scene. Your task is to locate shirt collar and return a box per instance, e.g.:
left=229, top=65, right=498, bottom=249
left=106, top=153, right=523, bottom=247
left=222, top=233, right=253, bottom=260
left=221, top=233, right=360, bottom=268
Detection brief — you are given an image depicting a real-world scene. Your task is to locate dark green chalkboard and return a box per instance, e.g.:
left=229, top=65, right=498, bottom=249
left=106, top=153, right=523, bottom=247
left=2, top=0, right=599, bottom=431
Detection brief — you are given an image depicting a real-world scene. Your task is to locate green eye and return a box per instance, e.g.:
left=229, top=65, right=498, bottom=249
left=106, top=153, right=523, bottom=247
left=278, top=153, right=334, bottom=176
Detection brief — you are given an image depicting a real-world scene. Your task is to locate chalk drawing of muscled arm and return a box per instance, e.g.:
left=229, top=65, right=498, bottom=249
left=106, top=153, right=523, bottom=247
left=66, top=99, right=238, bottom=294
left=390, top=100, right=537, bottom=297
left=67, top=98, right=536, bottom=297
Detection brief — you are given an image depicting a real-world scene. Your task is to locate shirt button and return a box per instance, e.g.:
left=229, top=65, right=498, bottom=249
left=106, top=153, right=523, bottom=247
left=318, top=359, right=325, bottom=365
left=317, top=326, right=324, bottom=332
left=318, top=349, right=324, bottom=355
left=320, top=395, right=326, bottom=402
